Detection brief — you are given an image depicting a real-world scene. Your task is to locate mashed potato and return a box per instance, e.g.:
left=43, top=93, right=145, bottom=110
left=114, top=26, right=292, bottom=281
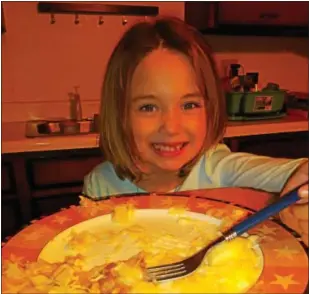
left=2, top=204, right=263, bottom=293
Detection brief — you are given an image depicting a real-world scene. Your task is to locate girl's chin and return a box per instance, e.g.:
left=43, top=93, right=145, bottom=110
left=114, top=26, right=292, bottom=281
left=140, top=150, right=194, bottom=173
left=149, top=161, right=186, bottom=173
left=135, top=160, right=183, bottom=175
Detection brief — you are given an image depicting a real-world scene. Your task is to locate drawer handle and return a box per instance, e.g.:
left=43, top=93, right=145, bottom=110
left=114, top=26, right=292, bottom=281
left=259, top=13, right=280, bottom=19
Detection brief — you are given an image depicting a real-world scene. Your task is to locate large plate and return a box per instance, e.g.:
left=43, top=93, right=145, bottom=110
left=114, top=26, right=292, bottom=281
left=2, top=194, right=308, bottom=293
left=39, top=209, right=226, bottom=268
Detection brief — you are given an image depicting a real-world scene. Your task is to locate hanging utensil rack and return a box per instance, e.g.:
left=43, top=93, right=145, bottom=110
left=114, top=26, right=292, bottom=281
left=37, top=2, right=159, bottom=16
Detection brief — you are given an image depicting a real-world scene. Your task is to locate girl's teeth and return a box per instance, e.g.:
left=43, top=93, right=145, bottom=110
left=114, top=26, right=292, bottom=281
left=153, top=144, right=183, bottom=152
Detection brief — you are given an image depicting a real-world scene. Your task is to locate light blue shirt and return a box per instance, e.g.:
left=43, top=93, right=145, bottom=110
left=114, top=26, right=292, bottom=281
left=83, top=144, right=307, bottom=200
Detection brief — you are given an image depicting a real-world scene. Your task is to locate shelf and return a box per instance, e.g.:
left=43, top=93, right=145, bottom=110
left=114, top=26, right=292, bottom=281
left=37, top=2, right=159, bottom=16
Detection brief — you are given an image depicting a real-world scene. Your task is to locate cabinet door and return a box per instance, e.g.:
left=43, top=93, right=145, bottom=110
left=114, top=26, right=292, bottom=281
left=2, top=200, right=21, bottom=240
left=1, top=161, right=17, bottom=203
left=185, top=2, right=217, bottom=30
left=236, top=132, right=308, bottom=159
left=218, top=2, right=309, bottom=26
left=27, top=156, right=102, bottom=189
left=32, top=193, right=80, bottom=218
left=1, top=162, right=16, bottom=195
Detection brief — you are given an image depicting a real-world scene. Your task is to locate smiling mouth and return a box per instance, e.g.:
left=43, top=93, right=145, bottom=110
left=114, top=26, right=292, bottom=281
left=151, top=142, right=188, bottom=156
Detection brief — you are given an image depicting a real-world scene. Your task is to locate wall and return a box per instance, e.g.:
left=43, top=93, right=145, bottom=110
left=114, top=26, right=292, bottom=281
left=206, top=35, right=308, bottom=92
left=1, top=1, right=308, bottom=123
left=1, top=1, right=184, bottom=122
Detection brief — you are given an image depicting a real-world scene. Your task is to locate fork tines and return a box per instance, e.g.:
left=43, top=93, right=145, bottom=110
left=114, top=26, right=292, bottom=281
left=146, top=262, right=187, bottom=281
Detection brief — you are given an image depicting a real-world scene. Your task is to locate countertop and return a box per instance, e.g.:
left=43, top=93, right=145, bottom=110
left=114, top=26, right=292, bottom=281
left=2, top=114, right=308, bottom=154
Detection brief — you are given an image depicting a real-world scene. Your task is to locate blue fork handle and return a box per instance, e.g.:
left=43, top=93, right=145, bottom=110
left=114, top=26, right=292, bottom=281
left=227, top=181, right=308, bottom=238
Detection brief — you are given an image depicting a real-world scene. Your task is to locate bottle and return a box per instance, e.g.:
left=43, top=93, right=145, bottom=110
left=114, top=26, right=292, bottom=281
left=69, top=86, right=82, bottom=121
left=229, top=64, right=242, bottom=92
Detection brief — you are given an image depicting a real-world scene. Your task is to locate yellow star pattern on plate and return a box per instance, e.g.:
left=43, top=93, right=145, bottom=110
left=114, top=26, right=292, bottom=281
left=232, top=209, right=247, bottom=217
left=259, top=235, right=276, bottom=243
left=72, top=205, right=84, bottom=214
left=196, top=202, right=214, bottom=210
left=21, top=225, right=54, bottom=242
left=22, top=230, right=46, bottom=242
left=270, top=274, right=299, bottom=290
left=214, top=209, right=227, bottom=218
left=252, top=279, right=265, bottom=291
left=255, top=280, right=265, bottom=286
left=257, top=224, right=277, bottom=236
left=98, top=201, right=114, bottom=210
left=273, top=246, right=300, bottom=260
left=160, top=197, right=174, bottom=207
left=206, top=208, right=226, bottom=218
left=125, top=199, right=139, bottom=207
left=52, top=215, right=71, bottom=225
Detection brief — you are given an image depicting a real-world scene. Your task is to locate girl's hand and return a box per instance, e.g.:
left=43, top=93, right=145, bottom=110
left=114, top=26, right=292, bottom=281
left=298, top=184, right=309, bottom=204
left=279, top=162, right=308, bottom=246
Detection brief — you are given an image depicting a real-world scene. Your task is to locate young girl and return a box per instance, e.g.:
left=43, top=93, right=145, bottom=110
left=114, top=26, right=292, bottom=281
left=83, top=17, right=308, bottom=243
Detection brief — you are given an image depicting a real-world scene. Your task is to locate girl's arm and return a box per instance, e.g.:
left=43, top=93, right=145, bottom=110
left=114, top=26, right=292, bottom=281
left=205, top=144, right=307, bottom=193
left=279, top=161, right=308, bottom=246
left=205, top=144, right=308, bottom=244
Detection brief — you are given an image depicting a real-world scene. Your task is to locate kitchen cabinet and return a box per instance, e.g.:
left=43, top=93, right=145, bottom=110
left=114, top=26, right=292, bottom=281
left=218, top=2, right=308, bottom=27
left=27, top=151, right=103, bottom=218
left=2, top=200, right=21, bottom=240
left=238, top=132, right=308, bottom=158
left=27, top=154, right=102, bottom=190
left=1, top=132, right=307, bottom=240
left=32, top=193, right=80, bottom=219
left=185, top=1, right=309, bottom=37
left=1, top=160, right=21, bottom=240
left=2, top=162, right=16, bottom=196
left=1, top=148, right=103, bottom=240
left=225, top=131, right=308, bottom=158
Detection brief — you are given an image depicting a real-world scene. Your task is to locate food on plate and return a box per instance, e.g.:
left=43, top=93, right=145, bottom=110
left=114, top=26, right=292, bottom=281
left=112, top=203, right=135, bottom=223
left=2, top=203, right=263, bottom=293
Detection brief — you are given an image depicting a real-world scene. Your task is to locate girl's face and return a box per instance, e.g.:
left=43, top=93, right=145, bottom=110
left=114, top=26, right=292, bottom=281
left=129, top=48, right=206, bottom=174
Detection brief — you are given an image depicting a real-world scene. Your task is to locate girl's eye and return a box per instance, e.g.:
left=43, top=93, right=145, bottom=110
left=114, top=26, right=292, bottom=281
left=139, top=104, right=157, bottom=112
left=182, top=102, right=202, bottom=110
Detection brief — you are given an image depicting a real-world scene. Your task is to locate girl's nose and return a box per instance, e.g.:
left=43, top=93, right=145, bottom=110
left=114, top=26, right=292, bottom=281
left=160, top=110, right=181, bottom=134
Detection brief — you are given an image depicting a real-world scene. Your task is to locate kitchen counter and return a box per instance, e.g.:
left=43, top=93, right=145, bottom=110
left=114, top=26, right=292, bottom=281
left=1, top=121, right=99, bottom=154
left=2, top=114, right=308, bottom=154
left=225, top=114, right=308, bottom=138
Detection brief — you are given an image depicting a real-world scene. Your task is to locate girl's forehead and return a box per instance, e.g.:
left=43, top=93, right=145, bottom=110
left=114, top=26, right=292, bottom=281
left=130, top=49, right=199, bottom=96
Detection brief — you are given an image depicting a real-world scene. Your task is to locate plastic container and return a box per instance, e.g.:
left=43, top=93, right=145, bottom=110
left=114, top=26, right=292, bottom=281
left=226, top=90, right=286, bottom=121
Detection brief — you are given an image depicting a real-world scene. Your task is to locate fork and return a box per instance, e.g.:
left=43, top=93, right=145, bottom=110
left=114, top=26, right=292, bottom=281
left=146, top=181, right=308, bottom=282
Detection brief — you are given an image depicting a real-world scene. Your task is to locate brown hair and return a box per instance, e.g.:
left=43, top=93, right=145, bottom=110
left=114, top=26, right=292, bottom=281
left=99, top=16, right=226, bottom=182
